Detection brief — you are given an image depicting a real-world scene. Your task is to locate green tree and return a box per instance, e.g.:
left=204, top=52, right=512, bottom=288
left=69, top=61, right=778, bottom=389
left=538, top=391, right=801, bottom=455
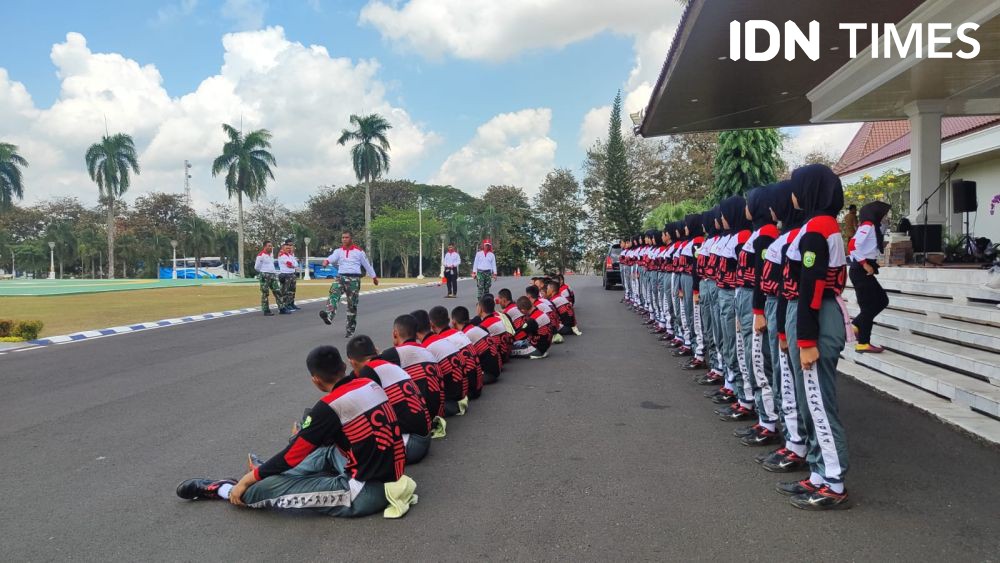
left=535, top=169, right=585, bottom=274
left=0, top=142, right=28, bottom=212
left=371, top=207, right=441, bottom=277
left=603, top=91, right=641, bottom=238
left=338, top=113, right=392, bottom=255
left=211, top=124, right=276, bottom=278
left=85, top=133, right=140, bottom=279
left=711, top=128, right=784, bottom=203
left=643, top=199, right=704, bottom=229
left=183, top=215, right=215, bottom=272
left=47, top=221, right=77, bottom=278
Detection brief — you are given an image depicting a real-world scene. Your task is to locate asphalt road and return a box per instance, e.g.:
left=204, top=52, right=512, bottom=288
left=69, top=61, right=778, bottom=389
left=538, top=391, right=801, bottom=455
left=1, top=276, right=997, bottom=562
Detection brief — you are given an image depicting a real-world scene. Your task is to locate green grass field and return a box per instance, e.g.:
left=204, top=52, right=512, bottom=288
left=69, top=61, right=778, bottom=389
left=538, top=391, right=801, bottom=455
left=0, top=278, right=422, bottom=337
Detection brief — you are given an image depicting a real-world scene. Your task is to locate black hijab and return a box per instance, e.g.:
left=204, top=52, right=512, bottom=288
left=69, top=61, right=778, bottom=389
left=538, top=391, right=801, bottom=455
left=720, top=195, right=750, bottom=233
left=791, top=164, right=844, bottom=219
left=684, top=213, right=703, bottom=239
left=701, top=209, right=716, bottom=237
left=746, top=185, right=777, bottom=229
left=859, top=201, right=892, bottom=252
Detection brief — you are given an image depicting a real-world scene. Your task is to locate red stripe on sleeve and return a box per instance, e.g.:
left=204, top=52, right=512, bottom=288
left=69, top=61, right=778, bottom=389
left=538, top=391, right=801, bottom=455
left=810, top=279, right=825, bottom=311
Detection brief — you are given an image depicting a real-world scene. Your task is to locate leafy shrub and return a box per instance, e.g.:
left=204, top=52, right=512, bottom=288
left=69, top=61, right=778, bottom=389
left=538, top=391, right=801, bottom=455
left=0, top=336, right=25, bottom=343
left=12, top=320, right=44, bottom=341
left=0, top=319, right=12, bottom=337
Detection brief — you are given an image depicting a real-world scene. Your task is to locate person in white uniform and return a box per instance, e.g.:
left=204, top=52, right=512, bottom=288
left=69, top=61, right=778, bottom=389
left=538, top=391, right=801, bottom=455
left=319, top=231, right=379, bottom=337
left=443, top=243, right=461, bottom=298
left=472, top=239, right=498, bottom=301
left=255, top=240, right=286, bottom=316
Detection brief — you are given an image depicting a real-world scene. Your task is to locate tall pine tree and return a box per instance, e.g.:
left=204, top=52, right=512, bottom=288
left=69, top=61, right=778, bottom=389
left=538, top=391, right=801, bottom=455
left=710, top=128, right=784, bottom=203
left=603, top=91, right=641, bottom=237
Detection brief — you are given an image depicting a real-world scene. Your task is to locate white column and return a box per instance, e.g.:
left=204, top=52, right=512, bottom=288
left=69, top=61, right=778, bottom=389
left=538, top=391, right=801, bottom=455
left=905, top=101, right=946, bottom=224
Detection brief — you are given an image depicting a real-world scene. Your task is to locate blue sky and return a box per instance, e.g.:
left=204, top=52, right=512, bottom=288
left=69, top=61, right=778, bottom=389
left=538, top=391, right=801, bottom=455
left=0, top=0, right=854, bottom=207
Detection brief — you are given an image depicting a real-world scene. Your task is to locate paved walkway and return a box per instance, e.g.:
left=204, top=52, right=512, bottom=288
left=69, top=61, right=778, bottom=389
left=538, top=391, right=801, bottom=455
left=0, top=276, right=996, bottom=561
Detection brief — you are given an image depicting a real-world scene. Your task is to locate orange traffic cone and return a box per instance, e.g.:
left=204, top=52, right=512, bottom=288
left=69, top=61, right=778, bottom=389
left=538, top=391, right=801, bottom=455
left=514, top=268, right=521, bottom=277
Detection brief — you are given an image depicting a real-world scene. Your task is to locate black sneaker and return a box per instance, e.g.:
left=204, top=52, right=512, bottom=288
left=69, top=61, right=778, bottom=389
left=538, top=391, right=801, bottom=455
left=740, top=425, right=781, bottom=446
left=696, top=372, right=724, bottom=386
left=790, top=486, right=850, bottom=510
left=279, top=308, right=291, bottom=315
left=247, top=452, right=266, bottom=470
left=776, top=478, right=821, bottom=496
left=717, top=404, right=755, bottom=421
left=319, top=310, right=332, bottom=325
left=263, top=310, right=274, bottom=316
left=671, top=346, right=694, bottom=357
left=733, top=424, right=759, bottom=438
left=711, top=392, right=737, bottom=405
left=755, top=447, right=784, bottom=465
left=176, top=478, right=236, bottom=500
left=763, top=449, right=808, bottom=473
left=682, top=358, right=707, bottom=370
left=345, top=329, right=355, bottom=338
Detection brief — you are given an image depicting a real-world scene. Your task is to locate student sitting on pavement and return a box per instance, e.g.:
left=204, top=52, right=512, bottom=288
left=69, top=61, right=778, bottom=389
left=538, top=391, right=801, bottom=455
left=526, top=285, right=563, bottom=344
left=452, top=305, right=501, bottom=384
left=544, top=280, right=582, bottom=336
left=429, top=305, right=484, bottom=400
left=476, top=295, right=512, bottom=366
left=511, top=296, right=553, bottom=360
left=175, top=345, right=416, bottom=518
left=418, top=308, right=470, bottom=417
left=346, top=335, right=432, bottom=465
left=381, top=314, right=445, bottom=422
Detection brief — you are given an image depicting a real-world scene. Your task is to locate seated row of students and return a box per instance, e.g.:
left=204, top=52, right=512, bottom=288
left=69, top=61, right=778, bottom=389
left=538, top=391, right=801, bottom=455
left=176, top=281, right=581, bottom=518
left=619, top=164, right=860, bottom=511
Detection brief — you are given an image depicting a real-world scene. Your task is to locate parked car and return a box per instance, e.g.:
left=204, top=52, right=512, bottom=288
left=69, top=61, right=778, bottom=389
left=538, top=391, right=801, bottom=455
left=603, top=243, right=622, bottom=290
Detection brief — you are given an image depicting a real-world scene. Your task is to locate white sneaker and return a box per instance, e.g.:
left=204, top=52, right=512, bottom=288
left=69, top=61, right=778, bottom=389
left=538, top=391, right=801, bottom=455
left=528, top=351, right=548, bottom=360
left=572, top=326, right=583, bottom=336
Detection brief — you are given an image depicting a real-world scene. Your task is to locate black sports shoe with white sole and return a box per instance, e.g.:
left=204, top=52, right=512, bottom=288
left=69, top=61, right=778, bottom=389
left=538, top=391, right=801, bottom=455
left=740, top=425, right=780, bottom=446
left=176, top=478, right=237, bottom=500
left=776, top=478, right=820, bottom=496
left=790, top=486, right=850, bottom=510
left=319, top=310, right=332, bottom=325
left=762, top=449, right=807, bottom=473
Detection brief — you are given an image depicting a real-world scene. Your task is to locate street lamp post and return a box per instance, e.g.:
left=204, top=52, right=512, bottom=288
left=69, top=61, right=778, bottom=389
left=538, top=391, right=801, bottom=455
left=417, top=195, right=424, bottom=279
left=48, top=242, right=56, bottom=279
left=303, top=237, right=311, bottom=280
left=170, top=240, right=178, bottom=280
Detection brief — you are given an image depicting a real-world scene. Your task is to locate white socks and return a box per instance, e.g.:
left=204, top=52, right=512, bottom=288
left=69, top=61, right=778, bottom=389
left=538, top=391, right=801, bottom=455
left=218, top=484, right=234, bottom=499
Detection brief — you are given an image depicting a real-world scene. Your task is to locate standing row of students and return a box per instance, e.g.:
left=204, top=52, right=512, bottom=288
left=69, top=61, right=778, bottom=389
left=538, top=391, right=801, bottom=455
left=619, top=164, right=892, bottom=511
left=176, top=279, right=582, bottom=518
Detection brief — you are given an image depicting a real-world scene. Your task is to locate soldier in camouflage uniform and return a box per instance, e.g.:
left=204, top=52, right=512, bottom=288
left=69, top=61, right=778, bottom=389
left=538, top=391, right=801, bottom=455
left=277, top=240, right=300, bottom=311
left=318, top=231, right=379, bottom=337
left=254, top=241, right=286, bottom=315
left=472, top=239, right=497, bottom=301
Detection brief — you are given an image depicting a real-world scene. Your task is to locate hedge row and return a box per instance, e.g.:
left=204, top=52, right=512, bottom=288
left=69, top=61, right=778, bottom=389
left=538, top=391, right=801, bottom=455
left=0, top=319, right=45, bottom=341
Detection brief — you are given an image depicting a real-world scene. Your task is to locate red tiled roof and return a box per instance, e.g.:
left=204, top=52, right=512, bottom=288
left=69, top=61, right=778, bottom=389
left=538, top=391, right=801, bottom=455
left=835, top=116, right=1000, bottom=175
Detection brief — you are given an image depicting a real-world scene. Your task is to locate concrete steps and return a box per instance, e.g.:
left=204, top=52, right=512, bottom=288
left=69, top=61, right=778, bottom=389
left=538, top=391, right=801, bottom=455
left=837, top=360, right=1000, bottom=446
left=837, top=266, right=1000, bottom=445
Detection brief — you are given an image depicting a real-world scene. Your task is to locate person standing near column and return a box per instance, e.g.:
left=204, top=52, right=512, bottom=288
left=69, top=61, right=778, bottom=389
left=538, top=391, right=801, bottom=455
left=255, top=240, right=286, bottom=316
left=319, top=231, right=379, bottom=337
left=472, top=239, right=497, bottom=301
left=848, top=201, right=892, bottom=353
left=277, top=240, right=299, bottom=312
left=443, top=243, right=461, bottom=298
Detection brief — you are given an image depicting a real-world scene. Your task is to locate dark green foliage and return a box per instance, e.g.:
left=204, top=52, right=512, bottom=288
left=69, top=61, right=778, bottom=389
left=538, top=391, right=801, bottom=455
left=710, top=128, right=784, bottom=204
left=12, top=320, right=44, bottom=341
left=603, top=91, right=642, bottom=238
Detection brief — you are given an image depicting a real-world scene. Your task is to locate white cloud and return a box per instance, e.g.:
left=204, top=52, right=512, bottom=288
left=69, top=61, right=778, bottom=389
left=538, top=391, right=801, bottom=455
left=782, top=123, right=863, bottom=167
left=360, top=0, right=682, bottom=62
left=221, top=0, right=268, bottom=31
left=431, top=108, right=556, bottom=195
left=0, top=28, right=438, bottom=210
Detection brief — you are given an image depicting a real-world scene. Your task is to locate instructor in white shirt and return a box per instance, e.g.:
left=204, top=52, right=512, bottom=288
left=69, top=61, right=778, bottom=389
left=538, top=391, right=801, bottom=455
left=443, top=243, right=461, bottom=298
left=319, top=231, right=379, bottom=337
left=472, top=239, right=497, bottom=301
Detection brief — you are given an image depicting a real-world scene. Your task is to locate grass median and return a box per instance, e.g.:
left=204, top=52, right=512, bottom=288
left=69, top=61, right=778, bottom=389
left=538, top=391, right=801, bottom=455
left=0, top=278, right=425, bottom=338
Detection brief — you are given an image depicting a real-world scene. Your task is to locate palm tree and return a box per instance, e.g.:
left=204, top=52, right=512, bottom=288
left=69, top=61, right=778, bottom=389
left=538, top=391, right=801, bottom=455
left=0, top=142, right=28, bottom=212
left=85, top=133, right=140, bottom=279
left=184, top=216, right=214, bottom=273
left=337, top=114, right=392, bottom=253
left=214, top=227, right=239, bottom=275
left=212, top=124, right=276, bottom=277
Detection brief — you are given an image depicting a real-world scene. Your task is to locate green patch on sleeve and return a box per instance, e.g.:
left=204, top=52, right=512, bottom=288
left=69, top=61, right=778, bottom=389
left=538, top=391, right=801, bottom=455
left=803, top=251, right=816, bottom=268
